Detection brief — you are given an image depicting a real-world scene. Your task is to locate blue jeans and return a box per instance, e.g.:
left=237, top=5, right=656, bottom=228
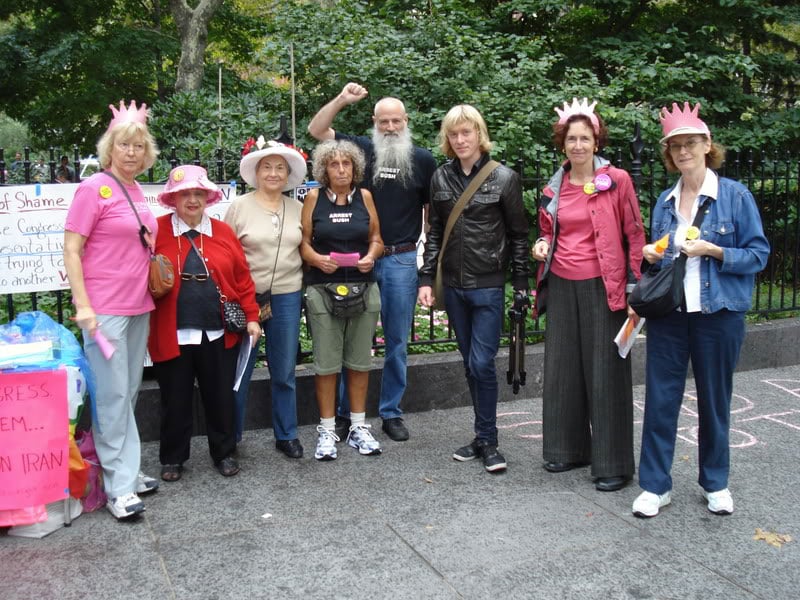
left=639, top=309, right=745, bottom=494
left=444, top=286, right=504, bottom=445
left=337, top=250, right=418, bottom=419
left=234, top=290, right=302, bottom=441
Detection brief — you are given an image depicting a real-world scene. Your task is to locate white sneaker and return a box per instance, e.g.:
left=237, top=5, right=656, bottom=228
left=106, top=492, right=145, bottom=520
left=315, top=425, right=339, bottom=461
left=632, top=490, right=672, bottom=518
left=702, top=488, right=734, bottom=515
left=347, top=424, right=382, bottom=456
left=136, top=471, right=159, bottom=495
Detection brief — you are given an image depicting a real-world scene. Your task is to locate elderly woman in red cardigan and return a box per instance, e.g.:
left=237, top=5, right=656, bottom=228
left=148, top=165, right=260, bottom=481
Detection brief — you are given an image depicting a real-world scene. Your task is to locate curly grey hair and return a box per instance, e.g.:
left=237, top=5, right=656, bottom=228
left=311, top=139, right=366, bottom=188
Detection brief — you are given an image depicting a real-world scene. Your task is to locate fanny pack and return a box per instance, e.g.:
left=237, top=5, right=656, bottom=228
left=322, top=282, right=369, bottom=319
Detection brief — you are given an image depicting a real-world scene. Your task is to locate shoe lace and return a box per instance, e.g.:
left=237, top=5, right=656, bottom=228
left=316, top=424, right=340, bottom=444
left=349, top=424, right=375, bottom=444
left=116, top=492, right=140, bottom=505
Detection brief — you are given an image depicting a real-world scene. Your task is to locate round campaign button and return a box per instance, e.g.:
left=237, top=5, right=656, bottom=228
left=686, top=226, right=700, bottom=240
left=99, top=185, right=113, bottom=199
left=594, top=173, right=612, bottom=191
left=172, top=169, right=185, bottom=182
left=583, top=182, right=596, bottom=195
left=336, top=285, right=349, bottom=296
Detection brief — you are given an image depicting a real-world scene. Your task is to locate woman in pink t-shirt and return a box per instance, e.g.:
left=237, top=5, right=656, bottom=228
left=63, top=100, right=160, bottom=521
left=532, top=99, right=645, bottom=493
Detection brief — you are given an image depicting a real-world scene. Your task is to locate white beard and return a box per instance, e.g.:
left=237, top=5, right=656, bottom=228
left=371, top=127, right=414, bottom=187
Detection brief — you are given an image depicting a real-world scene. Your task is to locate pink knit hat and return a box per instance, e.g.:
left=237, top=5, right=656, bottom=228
left=157, top=165, right=222, bottom=209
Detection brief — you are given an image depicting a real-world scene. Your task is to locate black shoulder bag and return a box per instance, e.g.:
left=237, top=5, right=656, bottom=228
left=629, top=198, right=711, bottom=319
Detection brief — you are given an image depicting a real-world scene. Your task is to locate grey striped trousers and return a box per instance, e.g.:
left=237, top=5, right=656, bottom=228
left=541, top=273, right=635, bottom=478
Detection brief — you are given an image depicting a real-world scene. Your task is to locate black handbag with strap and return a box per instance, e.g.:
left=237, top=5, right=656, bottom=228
left=629, top=198, right=711, bottom=318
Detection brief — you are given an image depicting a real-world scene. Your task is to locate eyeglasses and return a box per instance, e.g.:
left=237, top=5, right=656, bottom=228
left=177, top=232, right=210, bottom=282
left=116, top=141, right=146, bottom=153
left=666, top=138, right=703, bottom=153
left=180, top=272, right=209, bottom=282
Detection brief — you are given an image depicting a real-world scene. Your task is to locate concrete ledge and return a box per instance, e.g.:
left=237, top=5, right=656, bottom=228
left=134, top=317, right=800, bottom=442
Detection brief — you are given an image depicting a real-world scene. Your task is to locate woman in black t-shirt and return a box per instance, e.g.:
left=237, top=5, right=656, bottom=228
left=301, top=140, right=384, bottom=461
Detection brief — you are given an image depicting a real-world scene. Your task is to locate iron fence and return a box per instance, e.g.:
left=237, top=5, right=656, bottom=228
left=2, top=130, right=798, bottom=355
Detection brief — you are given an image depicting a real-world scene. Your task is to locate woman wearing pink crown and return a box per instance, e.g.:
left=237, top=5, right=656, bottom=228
left=63, top=100, right=161, bottom=520
left=631, top=103, right=769, bottom=518
left=532, top=98, right=646, bottom=492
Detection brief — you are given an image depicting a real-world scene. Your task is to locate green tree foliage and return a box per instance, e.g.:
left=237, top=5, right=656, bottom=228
left=0, top=0, right=260, bottom=154
left=0, top=0, right=797, bottom=160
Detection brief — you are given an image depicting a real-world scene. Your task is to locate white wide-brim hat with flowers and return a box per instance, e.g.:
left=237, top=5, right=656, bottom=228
left=157, top=165, right=223, bottom=209
left=239, top=137, right=307, bottom=191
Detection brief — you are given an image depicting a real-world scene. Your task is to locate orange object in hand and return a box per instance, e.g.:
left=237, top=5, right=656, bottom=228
left=654, top=233, right=669, bottom=253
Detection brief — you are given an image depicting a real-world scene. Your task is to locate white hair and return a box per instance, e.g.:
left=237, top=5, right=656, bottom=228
left=371, top=126, right=414, bottom=187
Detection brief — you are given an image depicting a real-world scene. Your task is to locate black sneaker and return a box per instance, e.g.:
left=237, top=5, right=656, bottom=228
left=481, top=445, right=507, bottom=473
left=382, top=417, right=410, bottom=441
left=453, top=439, right=480, bottom=462
left=334, top=415, right=351, bottom=441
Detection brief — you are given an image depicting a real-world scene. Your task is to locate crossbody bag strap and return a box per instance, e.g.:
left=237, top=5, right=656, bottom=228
left=104, top=170, right=152, bottom=253
left=436, top=160, right=500, bottom=275
left=104, top=170, right=143, bottom=229
left=186, top=232, right=226, bottom=304
left=670, top=196, right=712, bottom=271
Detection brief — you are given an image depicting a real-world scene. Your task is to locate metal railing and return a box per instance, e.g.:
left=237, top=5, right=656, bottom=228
left=2, top=129, right=798, bottom=353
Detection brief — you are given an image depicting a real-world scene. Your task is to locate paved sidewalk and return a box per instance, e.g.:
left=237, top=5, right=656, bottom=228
left=2, top=364, right=799, bottom=599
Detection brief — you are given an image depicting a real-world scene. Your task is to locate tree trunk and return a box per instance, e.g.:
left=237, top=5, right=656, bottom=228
left=168, top=0, right=224, bottom=92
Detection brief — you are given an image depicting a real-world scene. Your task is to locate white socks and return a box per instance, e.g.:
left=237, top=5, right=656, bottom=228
left=350, top=412, right=366, bottom=429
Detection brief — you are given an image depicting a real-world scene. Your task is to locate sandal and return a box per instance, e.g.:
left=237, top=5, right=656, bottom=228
left=216, top=456, right=240, bottom=477
left=160, top=464, right=183, bottom=482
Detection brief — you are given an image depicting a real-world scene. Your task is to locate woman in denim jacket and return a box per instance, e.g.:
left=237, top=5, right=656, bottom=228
left=632, top=103, right=770, bottom=518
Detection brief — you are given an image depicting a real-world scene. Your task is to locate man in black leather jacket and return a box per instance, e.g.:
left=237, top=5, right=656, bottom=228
left=418, top=104, right=530, bottom=473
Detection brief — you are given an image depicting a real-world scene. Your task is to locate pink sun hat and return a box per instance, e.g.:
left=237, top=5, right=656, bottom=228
left=157, top=165, right=222, bottom=209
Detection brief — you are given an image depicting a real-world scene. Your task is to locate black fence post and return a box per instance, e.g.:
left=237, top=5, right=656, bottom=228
left=215, top=147, right=224, bottom=182
left=47, top=147, right=56, bottom=182
left=169, top=147, right=178, bottom=171
left=23, top=146, right=31, bottom=183
left=629, top=122, right=644, bottom=191
left=72, top=146, right=80, bottom=183
left=275, top=114, right=293, bottom=145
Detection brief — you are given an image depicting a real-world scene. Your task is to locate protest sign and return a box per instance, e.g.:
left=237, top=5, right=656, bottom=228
left=0, top=182, right=238, bottom=295
left=0, top=368, right=69, bottom=510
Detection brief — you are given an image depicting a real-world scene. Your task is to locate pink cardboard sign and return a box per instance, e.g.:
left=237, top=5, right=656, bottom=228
left=0, top=369, right=69, bottom=510
left=330, top=252, right=361, bottom=268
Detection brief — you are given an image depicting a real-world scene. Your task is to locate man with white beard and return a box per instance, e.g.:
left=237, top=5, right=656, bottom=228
left=309, top=82, right=437, bottom=442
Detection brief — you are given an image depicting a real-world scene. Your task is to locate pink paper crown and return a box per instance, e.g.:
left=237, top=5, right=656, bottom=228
left=107, top=100, right=149, bottom=132
left=659, top=102, right=710, bottom=140
left=555, top=98, right=599, bottom=134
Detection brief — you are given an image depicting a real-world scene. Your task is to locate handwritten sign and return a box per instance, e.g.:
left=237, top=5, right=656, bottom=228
left=0, top=182, right=239, bottom=294
left=0, top=368, right=68, bottom=510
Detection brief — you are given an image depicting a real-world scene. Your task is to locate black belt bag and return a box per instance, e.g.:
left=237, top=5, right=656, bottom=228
left=322, top=282, right=369, bottom=319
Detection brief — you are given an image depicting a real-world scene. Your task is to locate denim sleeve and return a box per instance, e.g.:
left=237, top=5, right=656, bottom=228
left=717, top=181, right=770, bottom=275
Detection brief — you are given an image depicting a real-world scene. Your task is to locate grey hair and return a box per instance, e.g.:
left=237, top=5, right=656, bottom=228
left=311, top=139, right=366, bottom=187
